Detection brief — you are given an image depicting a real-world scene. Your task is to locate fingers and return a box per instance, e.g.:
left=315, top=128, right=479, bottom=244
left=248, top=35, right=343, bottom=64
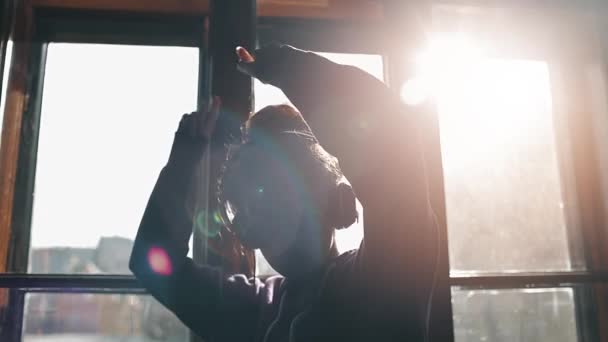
left=236, top=46, right=258, bottom=78
left=177, top=96, right=222, bottom=140
left=236, top=46, right=255, bottom=63
left=178, top=112, right=208, bottom=139
left=189, top=113, right=199, bottom=137
left=178, top=113, right=192, bottom=133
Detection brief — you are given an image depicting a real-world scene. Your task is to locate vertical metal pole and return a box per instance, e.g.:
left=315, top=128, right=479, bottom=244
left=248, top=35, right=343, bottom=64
left=191, top=1, right=255, bottom=341
left=194, top=0, right=256, bottom=265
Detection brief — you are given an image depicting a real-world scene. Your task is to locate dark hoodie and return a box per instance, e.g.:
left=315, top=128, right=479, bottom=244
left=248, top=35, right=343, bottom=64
left=130, top=45, right=438, bottom=341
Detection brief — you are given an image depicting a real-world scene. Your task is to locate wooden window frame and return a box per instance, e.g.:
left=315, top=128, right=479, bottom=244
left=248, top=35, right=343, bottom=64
left=1, top=1, right=608, bottom=342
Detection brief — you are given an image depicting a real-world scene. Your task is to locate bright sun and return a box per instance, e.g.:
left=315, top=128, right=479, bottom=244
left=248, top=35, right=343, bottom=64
left=402, top=33, right=554, bottom=153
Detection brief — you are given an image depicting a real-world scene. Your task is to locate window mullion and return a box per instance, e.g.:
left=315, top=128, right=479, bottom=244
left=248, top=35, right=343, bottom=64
left=450, top=271, right=608, bottom=289
left=0, top=274, right=142, bottom=291
left=190, top=2, right=256, bottom=342
left=8, top=40, right=47, bottom=275
left=0, top=289, right=25, bottom=342
left=192, top=0, right=256, bottom=274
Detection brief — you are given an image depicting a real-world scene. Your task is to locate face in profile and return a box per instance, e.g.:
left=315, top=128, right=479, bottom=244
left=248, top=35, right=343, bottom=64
left=218, top=105, right=353, bottom=276
left=221, top=144, right=306, bottom=258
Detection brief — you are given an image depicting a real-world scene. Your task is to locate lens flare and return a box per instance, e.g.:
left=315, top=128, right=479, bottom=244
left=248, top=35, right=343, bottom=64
left=195, top=210, right=221, bottom=237
left=147, top=246, right=172, bottom=276
left=213, top=210, right=224, bottom=225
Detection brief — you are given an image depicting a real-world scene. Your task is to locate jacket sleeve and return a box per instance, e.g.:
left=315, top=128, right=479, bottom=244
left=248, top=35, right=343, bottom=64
left=129, top=134, right=262, bottom=340
left=254, top=45, right=437, bottom=298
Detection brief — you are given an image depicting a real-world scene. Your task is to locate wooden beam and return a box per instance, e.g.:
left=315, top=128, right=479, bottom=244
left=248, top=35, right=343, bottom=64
left=31, top=0, right=210, bottom=15
left=24, top=0, right=608, bottom=22
left=259, top=0, right=383, bottom=20
left=29, top=0, right=383, bottom=20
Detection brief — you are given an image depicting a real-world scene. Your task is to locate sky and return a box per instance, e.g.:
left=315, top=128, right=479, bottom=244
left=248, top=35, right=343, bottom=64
left=31, top=44, right=199, bottom=248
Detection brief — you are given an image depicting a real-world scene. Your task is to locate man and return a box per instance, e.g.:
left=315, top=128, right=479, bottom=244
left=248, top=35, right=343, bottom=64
left=130, top=44, right=438, bottom=341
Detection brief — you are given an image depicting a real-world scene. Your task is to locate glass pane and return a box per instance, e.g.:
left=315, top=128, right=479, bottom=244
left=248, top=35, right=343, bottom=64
left=23, top=293, right=188, bottom=342
left=415, top=34, right=581, bottom=272
left=253, top=52, right=382, bottom=275
left=441, top=59, right=576, bottom=272
left=29, top=43, right=198, bottom=274
left=452, top=288, right=579, bottom=342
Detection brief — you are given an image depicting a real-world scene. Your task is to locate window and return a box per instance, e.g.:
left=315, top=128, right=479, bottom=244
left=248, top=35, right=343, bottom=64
left=402, top=18, right=603, bottom=338
left=2, top=4, right=607, bottom=342
left=452, top=288, right=579, bottom=342
left=429, top=54, right=584, bottom=273
left=23, top=293, right=188, bottom=341
left=253, top=52, right=383, bottom=275
left=29, top=43, right=198, bottom=274
left=6, top=42, right=199, bottom=342
left=436, top=55, right=584, bottom=340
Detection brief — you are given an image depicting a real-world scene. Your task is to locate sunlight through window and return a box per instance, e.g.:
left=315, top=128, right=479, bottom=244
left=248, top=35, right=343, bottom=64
left=29, top=43, right=198, bottom=274
left=404, top=33, right=581, bottom=272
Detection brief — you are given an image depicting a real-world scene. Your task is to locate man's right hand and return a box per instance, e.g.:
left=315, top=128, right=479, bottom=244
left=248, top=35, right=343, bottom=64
left=236, top=46, right=256, bottom=77
left=176, top=96, right=221, bottom=141
left=168, top=96, right=221, bottom=166
left=236, top=44, right=289, bottom=84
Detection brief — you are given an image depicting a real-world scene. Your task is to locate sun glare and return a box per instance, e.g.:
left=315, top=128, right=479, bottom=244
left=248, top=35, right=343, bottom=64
left=405, top=34, right=570, bottom=273
left=401, top=33, right=484, bottom=106
left=401, top=33, right=551, bottom=113
left=401, top=33, right=553, bottom=150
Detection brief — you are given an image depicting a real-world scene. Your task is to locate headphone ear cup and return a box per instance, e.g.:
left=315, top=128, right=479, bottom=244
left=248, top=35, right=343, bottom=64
left=328, top=182, right=358, bottom=230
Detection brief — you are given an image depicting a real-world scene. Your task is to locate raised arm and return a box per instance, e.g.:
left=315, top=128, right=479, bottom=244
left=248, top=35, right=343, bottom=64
left=238, top=45, right=420, bottom=205
left=238, top=45, right=437, bottom=297
left=129, top=99, right=262, bottom=340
